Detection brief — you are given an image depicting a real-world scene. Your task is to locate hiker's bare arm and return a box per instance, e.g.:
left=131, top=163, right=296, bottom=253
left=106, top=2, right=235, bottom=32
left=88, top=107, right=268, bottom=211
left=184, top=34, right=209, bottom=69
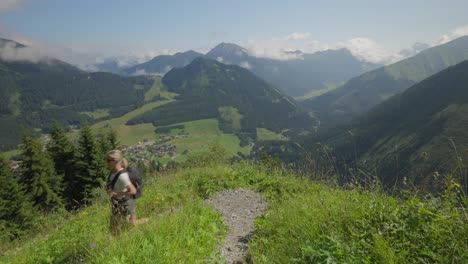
left=110, top=184, right=136, bottom=197
left=126, top=183, right=137, bottom=195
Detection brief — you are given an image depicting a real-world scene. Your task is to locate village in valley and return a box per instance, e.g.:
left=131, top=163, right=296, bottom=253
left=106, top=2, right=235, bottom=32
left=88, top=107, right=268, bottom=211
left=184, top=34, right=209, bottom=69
left=122, top=133, right=188, bottom=167
left=6, top=129, right=190, bottom=172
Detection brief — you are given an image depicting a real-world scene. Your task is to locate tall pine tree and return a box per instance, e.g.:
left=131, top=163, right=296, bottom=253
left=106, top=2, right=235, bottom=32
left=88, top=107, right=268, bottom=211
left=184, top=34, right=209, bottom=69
left=107, top=127, right=121, bottom=150
left=20, top=135, right=64, bottom=214
left=0, top=160, right=38, bottom=240
left=47, top=122, right=78, bottom=209
left=75, top=124, right=107, bottom=204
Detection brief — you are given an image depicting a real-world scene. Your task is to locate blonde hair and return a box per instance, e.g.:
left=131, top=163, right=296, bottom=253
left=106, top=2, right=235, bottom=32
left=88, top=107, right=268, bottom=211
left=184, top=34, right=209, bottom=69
left=122, top=158, right=128, bottom=169
left=107, top=150, right=125, bottom=167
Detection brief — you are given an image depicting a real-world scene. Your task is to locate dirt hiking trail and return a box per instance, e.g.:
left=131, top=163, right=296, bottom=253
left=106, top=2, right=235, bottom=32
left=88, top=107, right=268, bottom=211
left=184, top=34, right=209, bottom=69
left=206, top=188, right=268, bottom=263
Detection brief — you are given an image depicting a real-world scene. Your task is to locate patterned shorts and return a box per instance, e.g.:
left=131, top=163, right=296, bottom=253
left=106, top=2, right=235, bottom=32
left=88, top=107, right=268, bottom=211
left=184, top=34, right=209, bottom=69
left=111, top=198, right=136, bottom=217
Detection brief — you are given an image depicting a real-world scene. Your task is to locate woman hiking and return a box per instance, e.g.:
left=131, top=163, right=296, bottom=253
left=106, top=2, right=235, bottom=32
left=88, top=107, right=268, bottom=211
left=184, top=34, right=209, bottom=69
left=106, top=150, right=137, bottom=235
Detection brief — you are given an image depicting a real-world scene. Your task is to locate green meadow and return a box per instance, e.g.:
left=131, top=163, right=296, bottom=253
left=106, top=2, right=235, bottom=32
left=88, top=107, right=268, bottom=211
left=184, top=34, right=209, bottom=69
left=158, top=119, right=251, bottom=160
left=256, top=128, right=288, bottom=141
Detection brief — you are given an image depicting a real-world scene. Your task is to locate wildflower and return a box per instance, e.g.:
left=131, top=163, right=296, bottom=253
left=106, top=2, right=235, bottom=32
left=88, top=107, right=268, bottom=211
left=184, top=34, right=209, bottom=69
left=91, top=243, right=97, bottom=249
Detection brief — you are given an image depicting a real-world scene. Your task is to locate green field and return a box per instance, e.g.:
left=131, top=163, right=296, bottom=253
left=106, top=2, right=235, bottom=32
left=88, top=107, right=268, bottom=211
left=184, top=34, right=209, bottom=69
left=256, top=128, right=288, bottom=141
left=81, top=100, right=174, bottom=145
left=160, top=119, right=251, bottom=160
left=294, top=84, right=338, bottom=101
left=0, top=149, right=20, bottom=159
left=81, top=109, right=110, bottom=119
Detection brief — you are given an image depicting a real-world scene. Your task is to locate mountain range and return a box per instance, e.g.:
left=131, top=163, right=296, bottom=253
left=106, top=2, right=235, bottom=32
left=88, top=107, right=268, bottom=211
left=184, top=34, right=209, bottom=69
left=120, top=50, right=204, bottom=76
left=119, top=42, right=379, bottom=97
left=0, top=38, right=316, bottom=151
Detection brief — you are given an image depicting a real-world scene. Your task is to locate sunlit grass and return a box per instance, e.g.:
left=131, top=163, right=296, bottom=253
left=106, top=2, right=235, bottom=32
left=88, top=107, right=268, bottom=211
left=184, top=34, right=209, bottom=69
left=81, top=109, right=110, bottom=119
left=1, top=158, right=467, bottom=263
left=159, top=119, right=251, bottom=160
left=256, top=128, right=288, bottom=141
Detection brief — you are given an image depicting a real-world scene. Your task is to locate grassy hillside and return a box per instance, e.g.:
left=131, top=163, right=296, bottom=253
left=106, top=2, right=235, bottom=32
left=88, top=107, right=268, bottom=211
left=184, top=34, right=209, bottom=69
left=0, top=60, right=154, bottom=150
left=1, top=151, right=467, bottom=263
left=304, top=60, right=468, bottom=192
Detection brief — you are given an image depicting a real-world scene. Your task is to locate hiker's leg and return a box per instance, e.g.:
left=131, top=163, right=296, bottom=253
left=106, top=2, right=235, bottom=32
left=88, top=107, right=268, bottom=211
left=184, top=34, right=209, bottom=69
left=110, top=201, right=123, bottom=236
left=110, top=214, right=121, bottom=236
left=125, top=199, right=137, bottom=226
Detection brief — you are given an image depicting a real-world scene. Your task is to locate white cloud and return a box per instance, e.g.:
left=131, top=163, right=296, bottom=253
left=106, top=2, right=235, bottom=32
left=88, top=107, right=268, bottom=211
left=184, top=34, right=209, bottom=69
left=54, top=46, right=174, bottom=71
left=245, top=32, right=401, bottom=64
left=0, top=40, right=56, bottom=63
left=216, top=56, right=224, bottom=63
left=131, top=65, right=172, bottom=76
left=0, top=0, right=23, bottom=13
left=239, top=61, right=251, bottom=70
left=438, top=24, right=468, bottom=44
left=285, top=32, right=311, bottom=41
left=338, top=38, right=403, bottom=64
left=246, top=38, right=306, bottom=61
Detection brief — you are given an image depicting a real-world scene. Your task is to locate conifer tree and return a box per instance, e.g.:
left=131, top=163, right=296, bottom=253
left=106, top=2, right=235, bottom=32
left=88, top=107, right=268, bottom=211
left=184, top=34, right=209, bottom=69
left=96, top=129, right=111, bottom=158
left=20, top=135, right=64, bottom=214
left=107, top=127, right=121, bottom=150
left=47, top=122, right=78, bottom=209
left=0, top=160, right=39, bottom=240
left=75, top=124, right=107, bottom=204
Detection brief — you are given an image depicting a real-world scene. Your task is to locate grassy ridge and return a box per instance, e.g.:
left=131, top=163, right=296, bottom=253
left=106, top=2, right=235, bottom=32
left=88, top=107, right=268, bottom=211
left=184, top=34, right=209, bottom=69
left=256, top=128, right=287, bottom=141
left=2, top=150, right=467, bottom=263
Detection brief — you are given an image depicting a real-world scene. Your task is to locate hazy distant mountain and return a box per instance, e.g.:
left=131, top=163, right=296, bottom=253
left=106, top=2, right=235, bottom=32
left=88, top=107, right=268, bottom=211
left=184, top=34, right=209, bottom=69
left=398, top=42, right=430, bottom=57
left=0, top=38, right=154, bottom=150
left=120, top=50, right=204, bottom=76
left=308, top=60, right=468, bottom=191
left=204, top=42, right=380, bottom=97
left=0, top=38, right=26, bottom=49
left=124, top=42, right=379, bottom=97
left=92, top=57, right=140, bottom=73
left=302, top=36, right=468, bottom=128
left=127, top=58, right=315, bottom=135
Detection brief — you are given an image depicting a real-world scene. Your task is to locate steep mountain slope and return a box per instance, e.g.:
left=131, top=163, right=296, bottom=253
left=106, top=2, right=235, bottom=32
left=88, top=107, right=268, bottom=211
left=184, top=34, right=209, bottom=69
left=0, top=38, right=154, bottom=150
left=120, top=50, right=204, bottom=76
left=302, top=36, right=468, bottom=128
left=308, top=60, right=468, bottom=191
left=127, top=58, right=315, bottom=137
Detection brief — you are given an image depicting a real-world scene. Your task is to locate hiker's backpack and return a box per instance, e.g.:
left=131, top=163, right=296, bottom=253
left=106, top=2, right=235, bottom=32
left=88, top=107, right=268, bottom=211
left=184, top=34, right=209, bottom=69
left=127, top=166, right=143, bottom=199
left=108, top=166, right=143, bottom=199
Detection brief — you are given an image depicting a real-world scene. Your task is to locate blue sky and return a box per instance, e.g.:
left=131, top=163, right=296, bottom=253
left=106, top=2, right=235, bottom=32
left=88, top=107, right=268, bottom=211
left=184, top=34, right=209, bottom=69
left=1, top=0, right=468, bottom=68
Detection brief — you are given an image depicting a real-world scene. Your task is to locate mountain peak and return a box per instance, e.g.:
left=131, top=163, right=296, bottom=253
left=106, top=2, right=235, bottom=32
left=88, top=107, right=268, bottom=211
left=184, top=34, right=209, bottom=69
left=0, top=38, right=26, bottom=49
left=206, top=42, right=248, bottom=57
